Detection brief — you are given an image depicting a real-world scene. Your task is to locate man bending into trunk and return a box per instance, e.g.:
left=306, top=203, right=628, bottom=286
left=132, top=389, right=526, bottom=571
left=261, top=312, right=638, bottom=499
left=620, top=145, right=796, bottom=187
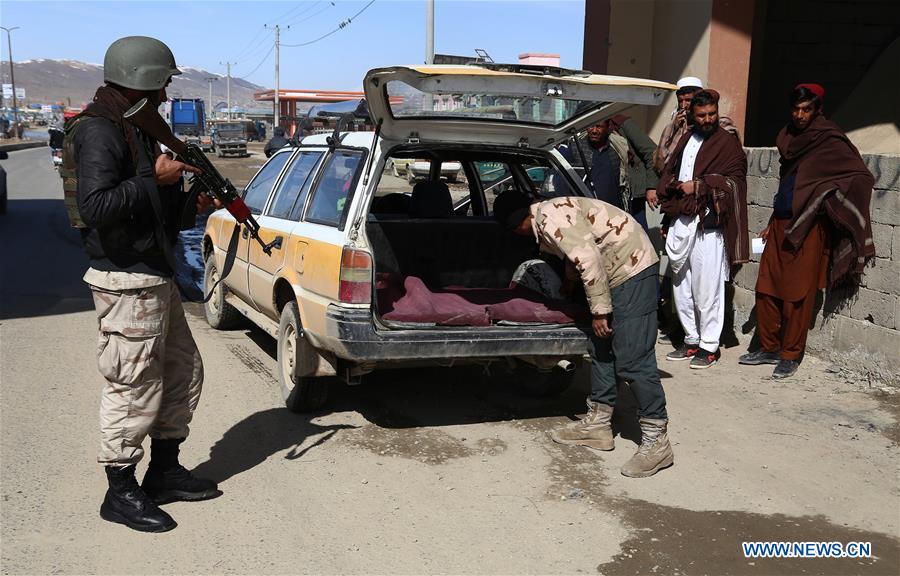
left=494, top=192, right=673, bottom=478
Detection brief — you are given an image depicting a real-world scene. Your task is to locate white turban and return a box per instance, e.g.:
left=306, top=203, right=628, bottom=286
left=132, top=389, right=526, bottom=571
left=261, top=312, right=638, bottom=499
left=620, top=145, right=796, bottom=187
left=676, top=76, right=703, bottom=90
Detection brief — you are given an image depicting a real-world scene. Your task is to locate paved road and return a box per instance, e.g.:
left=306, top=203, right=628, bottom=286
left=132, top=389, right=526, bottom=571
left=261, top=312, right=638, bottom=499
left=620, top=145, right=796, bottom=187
left=1, top=147, right=898, bottom=575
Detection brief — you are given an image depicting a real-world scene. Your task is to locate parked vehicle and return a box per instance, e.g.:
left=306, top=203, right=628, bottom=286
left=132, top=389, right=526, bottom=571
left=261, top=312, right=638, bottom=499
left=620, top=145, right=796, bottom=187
left=201, top=64, right=673, bottom=412
left=0, top=150, right=8, bottom=214
left=170, top=98, right=213, bottom=152
left=48, top=126, right=65, bottom=169
left=406, top=159, right=462, bottom=183
left=211, top=122, right=248, bottom=157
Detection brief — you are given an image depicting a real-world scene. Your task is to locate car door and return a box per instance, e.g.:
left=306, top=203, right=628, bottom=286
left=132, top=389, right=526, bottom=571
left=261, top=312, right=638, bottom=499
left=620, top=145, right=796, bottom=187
left=248, top=148, right=325, bottom=316
left=290, top=148, right=366, bottom=334
left=217, top=149, right=292, bottom=306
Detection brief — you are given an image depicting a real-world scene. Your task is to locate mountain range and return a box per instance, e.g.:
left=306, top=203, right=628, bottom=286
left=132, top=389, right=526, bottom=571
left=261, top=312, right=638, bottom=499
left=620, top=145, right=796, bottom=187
left=0, top=59, right=266, bottom=109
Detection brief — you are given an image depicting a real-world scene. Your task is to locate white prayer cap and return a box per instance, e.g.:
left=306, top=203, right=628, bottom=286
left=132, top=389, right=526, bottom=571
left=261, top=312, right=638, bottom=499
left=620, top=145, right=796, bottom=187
left=676, top=76, right=704, bottom=89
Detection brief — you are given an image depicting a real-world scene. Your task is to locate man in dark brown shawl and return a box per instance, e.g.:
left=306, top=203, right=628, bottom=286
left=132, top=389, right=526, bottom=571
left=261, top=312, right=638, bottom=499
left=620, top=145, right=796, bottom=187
left=740, top=83, right=875, bottom=379
left=657, top=89, right=749, bottom=369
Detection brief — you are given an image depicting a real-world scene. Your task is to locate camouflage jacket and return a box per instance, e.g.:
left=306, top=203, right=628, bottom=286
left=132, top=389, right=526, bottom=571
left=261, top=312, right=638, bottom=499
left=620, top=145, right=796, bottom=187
left=530, top=197, right=659, bottom=316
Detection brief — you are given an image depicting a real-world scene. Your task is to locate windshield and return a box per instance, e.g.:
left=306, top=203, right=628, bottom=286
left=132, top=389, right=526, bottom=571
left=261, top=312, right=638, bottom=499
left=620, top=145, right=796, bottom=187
left=385, top=79, right=601, bottom=127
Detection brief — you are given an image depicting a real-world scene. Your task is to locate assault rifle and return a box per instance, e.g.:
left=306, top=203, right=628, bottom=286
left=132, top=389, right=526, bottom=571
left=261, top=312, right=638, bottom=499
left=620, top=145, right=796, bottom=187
left=123, top=97, right=276, bottom=255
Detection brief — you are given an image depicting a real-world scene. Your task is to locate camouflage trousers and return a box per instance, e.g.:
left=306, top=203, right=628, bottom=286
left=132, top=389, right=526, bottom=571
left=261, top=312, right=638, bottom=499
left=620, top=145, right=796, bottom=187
left=90, top=280, right=203, bottom=466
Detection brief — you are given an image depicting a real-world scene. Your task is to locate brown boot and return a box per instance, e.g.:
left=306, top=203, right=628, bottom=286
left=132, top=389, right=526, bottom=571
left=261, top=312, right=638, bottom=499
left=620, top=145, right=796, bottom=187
left=549, top=399, right=614, bottom=450
left=620, top=417, right=674, bottom=478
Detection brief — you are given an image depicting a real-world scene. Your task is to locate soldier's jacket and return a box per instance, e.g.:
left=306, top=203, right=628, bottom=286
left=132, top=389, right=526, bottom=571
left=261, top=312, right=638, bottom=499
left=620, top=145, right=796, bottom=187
left=530, top=197, right=659, bottom=316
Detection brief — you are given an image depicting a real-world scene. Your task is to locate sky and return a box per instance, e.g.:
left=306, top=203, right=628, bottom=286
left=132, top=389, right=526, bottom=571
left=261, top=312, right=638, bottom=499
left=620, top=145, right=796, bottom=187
left=1, top=0, right=587, bottom=90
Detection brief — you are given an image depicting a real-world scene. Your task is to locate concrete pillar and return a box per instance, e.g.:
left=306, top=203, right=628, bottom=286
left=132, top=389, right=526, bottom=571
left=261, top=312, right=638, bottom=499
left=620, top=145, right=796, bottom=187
left=582, top=0, right=610, bottom=74
left=707, top=0, right=755, bottom=137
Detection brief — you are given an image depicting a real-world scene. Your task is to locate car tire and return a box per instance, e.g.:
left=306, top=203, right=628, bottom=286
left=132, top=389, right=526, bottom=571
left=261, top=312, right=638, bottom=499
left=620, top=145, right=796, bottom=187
left=203, top=254, right=241, bottom=330
left=514, top=361, right=576, bottom=397
left=278, top=301, right=329, bottom=413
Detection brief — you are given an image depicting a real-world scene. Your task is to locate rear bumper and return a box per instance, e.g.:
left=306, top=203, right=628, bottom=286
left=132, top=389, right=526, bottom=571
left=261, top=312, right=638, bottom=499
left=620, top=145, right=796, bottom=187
left=311, top=306, right=590, bottom=363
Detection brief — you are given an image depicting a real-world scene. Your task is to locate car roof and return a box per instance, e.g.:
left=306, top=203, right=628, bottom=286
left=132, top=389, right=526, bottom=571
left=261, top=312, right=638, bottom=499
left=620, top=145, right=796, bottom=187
left=301, top=131, right=376, bottom=149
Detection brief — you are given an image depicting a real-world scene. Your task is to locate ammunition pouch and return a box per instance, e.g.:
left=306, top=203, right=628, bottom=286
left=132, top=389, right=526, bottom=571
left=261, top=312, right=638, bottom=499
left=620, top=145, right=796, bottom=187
left=60, top=115, right=89, bottom=228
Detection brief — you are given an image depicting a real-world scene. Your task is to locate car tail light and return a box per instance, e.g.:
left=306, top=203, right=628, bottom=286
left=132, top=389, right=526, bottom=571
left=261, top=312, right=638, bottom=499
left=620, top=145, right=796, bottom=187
left=339, top=247, right=372, bottom=304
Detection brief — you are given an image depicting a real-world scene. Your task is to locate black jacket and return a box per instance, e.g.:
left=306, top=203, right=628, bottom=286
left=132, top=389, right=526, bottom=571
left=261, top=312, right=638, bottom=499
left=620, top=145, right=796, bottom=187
left=264, top=135, right=290, bottom=158
left=75, top=116, right=192, bottom=276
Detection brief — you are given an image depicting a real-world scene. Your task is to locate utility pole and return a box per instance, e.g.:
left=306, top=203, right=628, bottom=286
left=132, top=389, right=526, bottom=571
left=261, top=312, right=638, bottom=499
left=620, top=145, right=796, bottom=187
left=1, top=26, right=20, bottom=135
left=424, top=1, right=434, bottom=111
left=205, top=77, right=218, bottom=120
left=425, top=0, right=434, bottom=65
left=265, top=24, right=288, bottom=133
left=275, top=25, right=280, bottom=131
left=220, top=61, right=236, bottom=120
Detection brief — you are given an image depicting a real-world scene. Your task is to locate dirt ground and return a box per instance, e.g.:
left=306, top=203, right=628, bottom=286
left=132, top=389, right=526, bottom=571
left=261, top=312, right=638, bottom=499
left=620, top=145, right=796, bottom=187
left=1, top=146, right=898, bottom=575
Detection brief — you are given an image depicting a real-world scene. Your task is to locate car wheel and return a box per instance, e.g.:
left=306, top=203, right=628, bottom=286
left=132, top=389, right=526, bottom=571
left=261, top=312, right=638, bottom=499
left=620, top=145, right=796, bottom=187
left=514, top=361, right=576, bottom=397
left=203, top=254, right=241, bottom=329
left=278, top=301, right=329, bottom=413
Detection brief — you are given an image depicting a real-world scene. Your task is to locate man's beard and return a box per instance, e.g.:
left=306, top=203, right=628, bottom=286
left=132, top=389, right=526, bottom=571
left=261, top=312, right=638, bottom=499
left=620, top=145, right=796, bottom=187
left=693, top=122, right=718, bottom=138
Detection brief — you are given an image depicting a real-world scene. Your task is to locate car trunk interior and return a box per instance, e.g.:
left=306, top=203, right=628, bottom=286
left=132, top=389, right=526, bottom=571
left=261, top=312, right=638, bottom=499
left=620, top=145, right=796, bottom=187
left=364, top=144, right=588, bottom=329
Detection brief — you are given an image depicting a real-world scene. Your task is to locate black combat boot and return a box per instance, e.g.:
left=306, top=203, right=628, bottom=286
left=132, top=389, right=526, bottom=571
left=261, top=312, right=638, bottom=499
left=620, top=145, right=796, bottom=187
left=141, top=438, right=221, bottom=505
left=100, top=464, right=177, bottom=532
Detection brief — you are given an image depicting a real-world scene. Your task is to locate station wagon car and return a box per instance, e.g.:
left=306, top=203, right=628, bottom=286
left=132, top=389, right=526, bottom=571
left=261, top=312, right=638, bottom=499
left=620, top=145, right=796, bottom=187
left=202, top=64, right=674, bottom=412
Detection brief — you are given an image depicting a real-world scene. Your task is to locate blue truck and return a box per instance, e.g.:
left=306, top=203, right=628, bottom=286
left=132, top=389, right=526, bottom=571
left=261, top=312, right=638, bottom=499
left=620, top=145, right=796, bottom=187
left=169, top=98, right=213, bottom=152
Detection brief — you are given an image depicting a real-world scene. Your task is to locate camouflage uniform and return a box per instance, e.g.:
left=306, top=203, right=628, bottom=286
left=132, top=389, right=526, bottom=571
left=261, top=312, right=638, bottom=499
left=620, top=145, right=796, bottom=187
left=530, top=197, right=666, bottom=418
left=85, top=269, right=204, bottom=465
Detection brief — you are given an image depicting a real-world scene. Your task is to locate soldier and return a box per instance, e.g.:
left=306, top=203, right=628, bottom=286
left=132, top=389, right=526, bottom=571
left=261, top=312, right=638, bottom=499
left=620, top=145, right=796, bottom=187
left=494, top=192, right=674, bottom=478
left=70, top=36, right=220, bottom=532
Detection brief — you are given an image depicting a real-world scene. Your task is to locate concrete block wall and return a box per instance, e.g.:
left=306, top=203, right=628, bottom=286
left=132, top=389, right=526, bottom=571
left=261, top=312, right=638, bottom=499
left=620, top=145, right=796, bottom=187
left=735, top=148, right=900, bottom=387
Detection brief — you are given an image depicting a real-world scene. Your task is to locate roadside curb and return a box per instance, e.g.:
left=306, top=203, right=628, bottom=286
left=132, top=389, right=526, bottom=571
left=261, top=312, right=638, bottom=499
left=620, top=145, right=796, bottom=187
left=0, top=141, right=47, bottom=153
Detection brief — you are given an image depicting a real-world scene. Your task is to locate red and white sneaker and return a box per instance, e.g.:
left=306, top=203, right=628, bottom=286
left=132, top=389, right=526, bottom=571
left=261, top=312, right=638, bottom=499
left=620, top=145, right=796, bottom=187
left=689, top=348, right=721, bottom=369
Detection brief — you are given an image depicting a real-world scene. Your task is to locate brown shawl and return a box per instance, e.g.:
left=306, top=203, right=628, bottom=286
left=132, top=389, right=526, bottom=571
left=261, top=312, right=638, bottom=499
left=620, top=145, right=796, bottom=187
left=657, top=126, right=750, bottom=265
left=776, top=115, right=875, bottom=287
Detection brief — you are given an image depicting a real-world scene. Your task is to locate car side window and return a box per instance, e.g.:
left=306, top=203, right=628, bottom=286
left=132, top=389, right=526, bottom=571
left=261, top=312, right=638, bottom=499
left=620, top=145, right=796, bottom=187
left=267, top=151, right=323, bottom=220
left=242, top=151, right=291, bottom=214
left=523, top=162, right=577, bottom=199
left=305, top=150, right=364, bottom=227
left=475, top=161, right=516, bottom=213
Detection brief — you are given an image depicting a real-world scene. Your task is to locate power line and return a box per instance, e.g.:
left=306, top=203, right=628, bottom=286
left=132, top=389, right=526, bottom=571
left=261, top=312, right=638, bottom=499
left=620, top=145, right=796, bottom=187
left=234, top=43, right=274, bottom=80
left=228, top=1, right=325, bottom=63
left=284, top=1, right=333, bottom=27
left=281, top=0, right=375, bottom=48
left=270, top=0, right=319, bottom=27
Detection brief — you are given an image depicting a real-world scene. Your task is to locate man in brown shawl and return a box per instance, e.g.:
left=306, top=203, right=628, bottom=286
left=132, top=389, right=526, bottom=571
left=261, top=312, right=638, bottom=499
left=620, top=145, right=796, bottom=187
left=657, top=89, right=749, bottom=369
left=740, top=84, right=875, bottom=378
left=652, top=77, right=741, bottom=177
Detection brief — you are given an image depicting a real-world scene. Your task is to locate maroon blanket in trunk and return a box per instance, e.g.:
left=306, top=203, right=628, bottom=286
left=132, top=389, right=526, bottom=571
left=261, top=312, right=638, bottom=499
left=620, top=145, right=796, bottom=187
left=379, top=276, right=587, bottom=326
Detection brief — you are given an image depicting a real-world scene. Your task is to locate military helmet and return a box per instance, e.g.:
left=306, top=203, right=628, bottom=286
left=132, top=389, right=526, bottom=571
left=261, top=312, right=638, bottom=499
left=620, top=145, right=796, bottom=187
left=103, top=36, right=181, bottom=91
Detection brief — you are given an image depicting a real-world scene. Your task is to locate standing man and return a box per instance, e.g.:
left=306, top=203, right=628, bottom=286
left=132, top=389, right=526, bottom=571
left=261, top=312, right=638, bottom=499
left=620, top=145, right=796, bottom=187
left=70, top=36, right=220, bottom=533
left=740, top=84, right=875, bottom=378
left=264, top=125, right=290, bottom=158
left=657, top=89, right=749, bottom=369
left=493, top=192, right=674, bottom=478
left=653, top=77, right=740, bottom=176
left=560, top=115, right=658, bottom=231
